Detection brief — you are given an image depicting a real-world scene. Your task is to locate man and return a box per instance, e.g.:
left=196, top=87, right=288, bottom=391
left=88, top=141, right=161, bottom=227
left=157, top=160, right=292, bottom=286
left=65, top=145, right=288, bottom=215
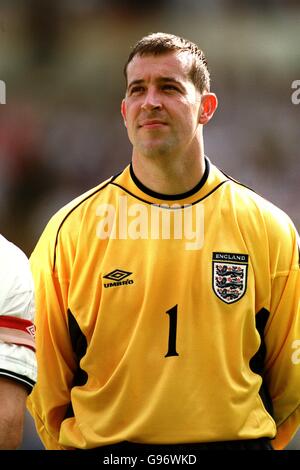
left=0, top=234, right=36, bottom=449
left=27, top=33, right=299, bottom=451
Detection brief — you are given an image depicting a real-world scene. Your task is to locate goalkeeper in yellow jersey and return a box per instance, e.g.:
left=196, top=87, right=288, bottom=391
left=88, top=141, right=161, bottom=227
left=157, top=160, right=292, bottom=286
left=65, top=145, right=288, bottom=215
left=28, top=32, right=299, bottom=451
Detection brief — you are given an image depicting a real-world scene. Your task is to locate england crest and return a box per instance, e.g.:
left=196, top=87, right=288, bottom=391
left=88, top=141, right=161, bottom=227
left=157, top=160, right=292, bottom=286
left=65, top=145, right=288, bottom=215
left=212, top=252, right=248, bottom=304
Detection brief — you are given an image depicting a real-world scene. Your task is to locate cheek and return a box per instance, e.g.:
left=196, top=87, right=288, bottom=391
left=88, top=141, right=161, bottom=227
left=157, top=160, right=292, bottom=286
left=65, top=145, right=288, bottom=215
left=176, top=100, right=198, bottom=119
left=125, top=105, right=138, bottom=126
left=187, top=105, right=201, bottom=127
left=124, top=110, right=137, bottom=141
left=179, top=107, right=198, bottom=129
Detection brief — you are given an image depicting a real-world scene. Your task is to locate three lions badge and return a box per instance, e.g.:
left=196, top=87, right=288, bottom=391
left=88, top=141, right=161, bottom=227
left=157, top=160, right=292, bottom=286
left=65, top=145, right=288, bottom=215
left=212, top=252, right=248, bottom=304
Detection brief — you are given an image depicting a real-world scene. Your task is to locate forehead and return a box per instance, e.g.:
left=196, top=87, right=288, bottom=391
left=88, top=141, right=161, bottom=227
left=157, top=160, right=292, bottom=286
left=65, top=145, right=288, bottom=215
left=126, top=51, right=193, bottom=83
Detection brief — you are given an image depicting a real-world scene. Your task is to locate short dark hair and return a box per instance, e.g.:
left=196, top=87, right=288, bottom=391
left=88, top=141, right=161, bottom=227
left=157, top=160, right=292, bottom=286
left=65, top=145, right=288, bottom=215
left=124, top=32, right=210, bottom=93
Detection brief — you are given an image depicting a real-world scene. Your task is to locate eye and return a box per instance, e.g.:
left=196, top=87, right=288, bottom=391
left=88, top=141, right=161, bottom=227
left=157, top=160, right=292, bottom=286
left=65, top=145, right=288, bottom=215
left=162, top=84, right=180, bottom=92
left=129, top=86, right=145, bottom=95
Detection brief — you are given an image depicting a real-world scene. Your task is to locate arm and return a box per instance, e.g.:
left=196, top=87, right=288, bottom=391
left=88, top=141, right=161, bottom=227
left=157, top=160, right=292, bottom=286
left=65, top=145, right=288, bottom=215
left=0, top=377, right=28, bottom=449
left=0, top=236, right=37, bottom=448
left=27, top=220, right=77, bottom=450
left=263, top=221, right=300, bottom=449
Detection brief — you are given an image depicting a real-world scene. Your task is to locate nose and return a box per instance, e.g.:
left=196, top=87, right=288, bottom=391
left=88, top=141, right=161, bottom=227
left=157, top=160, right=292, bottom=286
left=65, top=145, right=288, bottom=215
left=141, top=88, right=162, bottom=111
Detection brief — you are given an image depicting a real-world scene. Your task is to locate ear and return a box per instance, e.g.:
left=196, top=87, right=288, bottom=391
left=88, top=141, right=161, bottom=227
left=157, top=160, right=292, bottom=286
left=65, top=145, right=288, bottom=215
left=198, top=93, right=218, bottom=125
left=121, top=99, right=127, bottom=127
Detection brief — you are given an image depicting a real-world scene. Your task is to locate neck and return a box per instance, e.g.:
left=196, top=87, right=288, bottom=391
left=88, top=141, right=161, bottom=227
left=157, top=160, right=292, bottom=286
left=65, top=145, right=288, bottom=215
left=131, top=144, right=206, bottom=196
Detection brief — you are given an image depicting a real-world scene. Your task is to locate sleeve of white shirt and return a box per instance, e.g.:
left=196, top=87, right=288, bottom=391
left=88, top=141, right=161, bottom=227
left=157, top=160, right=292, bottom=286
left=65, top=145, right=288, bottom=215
left=0, top=235, right=37, bottom=391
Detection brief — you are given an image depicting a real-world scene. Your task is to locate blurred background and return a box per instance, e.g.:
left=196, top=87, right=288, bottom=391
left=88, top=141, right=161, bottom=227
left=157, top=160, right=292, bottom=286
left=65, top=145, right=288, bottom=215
left=0, top=0, right=299, bottom=450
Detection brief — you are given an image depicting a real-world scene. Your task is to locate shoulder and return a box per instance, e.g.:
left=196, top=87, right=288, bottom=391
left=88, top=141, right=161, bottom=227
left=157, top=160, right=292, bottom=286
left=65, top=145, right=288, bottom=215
left=0, top=234, right=29, bottom=265
left=51, top=175, right=114, bottom=227
left=39, top=175, right=113, bottom=235
left=222, top=173, right=297, bottom=236
left=30, top=174, right=119, bottom=269
left=0, top=235, right=33, bottom=307
left=221, top=173, right=299, bottom=269
left=0, top=235, right=31, bottom=280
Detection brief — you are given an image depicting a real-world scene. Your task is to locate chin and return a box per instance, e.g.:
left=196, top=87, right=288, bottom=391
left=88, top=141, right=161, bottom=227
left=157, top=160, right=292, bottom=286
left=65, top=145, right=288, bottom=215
left=138, top=142, right=173, bottom=158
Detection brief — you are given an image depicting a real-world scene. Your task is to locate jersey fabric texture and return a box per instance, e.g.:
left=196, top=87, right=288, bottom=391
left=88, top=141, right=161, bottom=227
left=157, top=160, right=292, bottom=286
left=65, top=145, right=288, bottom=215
left=0, top=234, right=37, bottom=391
left=27, top=158, right=300, bottom=450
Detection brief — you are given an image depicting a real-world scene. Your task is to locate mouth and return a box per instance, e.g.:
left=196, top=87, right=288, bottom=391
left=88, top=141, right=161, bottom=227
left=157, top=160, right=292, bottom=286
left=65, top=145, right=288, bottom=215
left=139, top=120, right=167, bottom=129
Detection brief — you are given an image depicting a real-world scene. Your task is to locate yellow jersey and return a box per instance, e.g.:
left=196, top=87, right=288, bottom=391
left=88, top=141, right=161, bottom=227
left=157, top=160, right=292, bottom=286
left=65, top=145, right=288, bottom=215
left=27, top=158, right=300, bottom=450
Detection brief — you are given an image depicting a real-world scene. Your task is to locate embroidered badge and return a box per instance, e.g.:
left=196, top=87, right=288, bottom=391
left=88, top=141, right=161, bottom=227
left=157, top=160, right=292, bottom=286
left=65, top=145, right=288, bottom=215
left=212, top=252, right=248, bottom=304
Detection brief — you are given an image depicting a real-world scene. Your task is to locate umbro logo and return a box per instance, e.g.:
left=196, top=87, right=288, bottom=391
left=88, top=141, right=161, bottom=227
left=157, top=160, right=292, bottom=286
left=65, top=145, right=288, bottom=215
left=26, top=325, right=36, bottom=338
left=103, top=269, right=134, bottom=288
left=103, top=269, right=132, bottom=281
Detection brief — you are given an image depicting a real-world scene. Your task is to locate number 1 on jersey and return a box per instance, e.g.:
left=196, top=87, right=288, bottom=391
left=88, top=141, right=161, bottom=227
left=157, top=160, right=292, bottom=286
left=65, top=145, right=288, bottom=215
left=165, top=305, right=179, bottom=357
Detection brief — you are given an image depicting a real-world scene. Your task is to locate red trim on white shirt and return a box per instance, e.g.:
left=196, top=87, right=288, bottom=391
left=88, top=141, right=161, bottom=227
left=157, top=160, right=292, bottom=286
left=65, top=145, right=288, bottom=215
left=0, top=315, right=35, bottom=351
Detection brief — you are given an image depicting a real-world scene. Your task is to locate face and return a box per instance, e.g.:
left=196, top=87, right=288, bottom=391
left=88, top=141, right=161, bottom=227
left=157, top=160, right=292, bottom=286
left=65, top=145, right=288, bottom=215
left=121, top=52, right=216, bottom=160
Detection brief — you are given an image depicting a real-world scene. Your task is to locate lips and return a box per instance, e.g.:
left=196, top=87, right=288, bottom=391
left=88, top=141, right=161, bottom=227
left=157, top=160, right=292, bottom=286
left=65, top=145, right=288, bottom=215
left=139, top=120, right=167, bottom=128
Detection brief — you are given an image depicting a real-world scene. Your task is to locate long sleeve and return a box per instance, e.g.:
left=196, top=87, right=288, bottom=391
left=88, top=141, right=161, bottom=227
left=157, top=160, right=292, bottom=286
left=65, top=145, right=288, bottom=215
left=264, top=224, right=300, bottom=449
left=27, top=216, right=77, bottom=450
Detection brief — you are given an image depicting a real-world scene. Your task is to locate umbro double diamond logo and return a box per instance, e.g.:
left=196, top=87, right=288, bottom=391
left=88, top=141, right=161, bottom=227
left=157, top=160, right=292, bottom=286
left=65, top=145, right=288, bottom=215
left=103, top=269, right=134, bottom=288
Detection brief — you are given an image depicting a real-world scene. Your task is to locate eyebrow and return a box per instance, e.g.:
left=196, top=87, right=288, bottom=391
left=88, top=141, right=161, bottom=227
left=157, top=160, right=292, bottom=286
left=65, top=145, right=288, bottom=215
left=127, top=77, right=184, bottom=92
left=127, top=79, right=144, bottom=91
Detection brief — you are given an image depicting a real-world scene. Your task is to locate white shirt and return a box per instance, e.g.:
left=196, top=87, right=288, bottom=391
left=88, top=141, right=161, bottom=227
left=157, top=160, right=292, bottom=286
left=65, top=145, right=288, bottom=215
left=0, top=235, right=37, bottom=390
